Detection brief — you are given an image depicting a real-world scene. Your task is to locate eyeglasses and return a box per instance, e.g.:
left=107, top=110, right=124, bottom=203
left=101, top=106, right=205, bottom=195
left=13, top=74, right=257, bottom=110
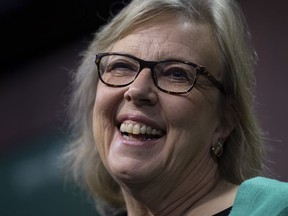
left=95, top=52, right=226, bottom=95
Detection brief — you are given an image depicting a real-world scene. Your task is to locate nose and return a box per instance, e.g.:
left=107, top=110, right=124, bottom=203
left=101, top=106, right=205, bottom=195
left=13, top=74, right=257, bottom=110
left=124, top=68, right=158, bottom=106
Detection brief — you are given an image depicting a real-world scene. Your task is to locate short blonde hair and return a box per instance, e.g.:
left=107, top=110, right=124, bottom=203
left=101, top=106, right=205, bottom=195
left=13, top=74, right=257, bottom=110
left=65, top=0, right=265, bottom=210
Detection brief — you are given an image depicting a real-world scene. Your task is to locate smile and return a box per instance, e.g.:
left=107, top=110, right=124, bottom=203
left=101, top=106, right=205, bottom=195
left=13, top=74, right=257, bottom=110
left=119, top=121, right=164, bottom=140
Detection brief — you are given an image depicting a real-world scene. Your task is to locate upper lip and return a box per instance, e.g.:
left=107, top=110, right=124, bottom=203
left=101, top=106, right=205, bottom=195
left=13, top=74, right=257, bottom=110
left=116, top=114, right=166, bottom=133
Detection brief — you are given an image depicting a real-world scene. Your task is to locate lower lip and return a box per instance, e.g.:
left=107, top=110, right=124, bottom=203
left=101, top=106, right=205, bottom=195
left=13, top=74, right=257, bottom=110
left=116, top=129, right=164, bottom=147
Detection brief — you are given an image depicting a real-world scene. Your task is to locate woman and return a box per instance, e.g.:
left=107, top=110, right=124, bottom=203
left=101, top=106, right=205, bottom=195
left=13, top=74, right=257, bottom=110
left=65, top=0, right=288, bottom=215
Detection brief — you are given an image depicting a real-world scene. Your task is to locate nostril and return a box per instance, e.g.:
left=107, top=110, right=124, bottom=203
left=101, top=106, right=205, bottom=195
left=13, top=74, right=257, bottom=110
left=124, top=87, right=158, bottom=105
left=124, top=90, right=132, bottom=101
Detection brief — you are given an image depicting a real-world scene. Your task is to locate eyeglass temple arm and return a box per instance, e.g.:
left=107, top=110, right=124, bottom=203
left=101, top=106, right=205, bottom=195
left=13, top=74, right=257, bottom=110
left=200, top=68, right=227, bottom=96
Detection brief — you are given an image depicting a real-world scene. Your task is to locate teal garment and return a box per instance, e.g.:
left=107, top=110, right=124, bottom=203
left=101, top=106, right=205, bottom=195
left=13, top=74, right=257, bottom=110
left=230, top=177, right=288, bottom=216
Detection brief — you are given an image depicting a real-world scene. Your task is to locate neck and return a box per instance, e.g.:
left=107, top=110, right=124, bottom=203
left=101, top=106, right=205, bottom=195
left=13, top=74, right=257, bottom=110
left=120, top=154, right=222, bottom=216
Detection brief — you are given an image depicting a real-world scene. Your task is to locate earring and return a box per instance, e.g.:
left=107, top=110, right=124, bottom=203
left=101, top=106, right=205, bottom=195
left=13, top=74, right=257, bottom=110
left=211, top=140, right=224, bottom=157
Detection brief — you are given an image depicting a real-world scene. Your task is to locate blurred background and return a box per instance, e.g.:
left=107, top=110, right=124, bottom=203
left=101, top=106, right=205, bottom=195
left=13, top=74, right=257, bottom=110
left=0, top=0, right=287, bottom=215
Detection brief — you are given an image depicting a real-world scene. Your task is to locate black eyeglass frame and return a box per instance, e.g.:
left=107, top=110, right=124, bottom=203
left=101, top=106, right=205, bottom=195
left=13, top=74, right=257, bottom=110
left=95, top=52, right=226, bottom=95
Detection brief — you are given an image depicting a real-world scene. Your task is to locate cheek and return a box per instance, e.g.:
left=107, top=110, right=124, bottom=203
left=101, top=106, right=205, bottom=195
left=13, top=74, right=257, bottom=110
left=163, top=95, right=219, bottom=155
left=92, top=85, right=121, bottom=158
left=164, top=96, right=206, bottom=130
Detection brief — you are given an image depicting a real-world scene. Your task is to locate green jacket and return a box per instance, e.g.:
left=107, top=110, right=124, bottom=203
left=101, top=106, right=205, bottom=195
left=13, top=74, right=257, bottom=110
left=230, top=177, right=288, bottom=216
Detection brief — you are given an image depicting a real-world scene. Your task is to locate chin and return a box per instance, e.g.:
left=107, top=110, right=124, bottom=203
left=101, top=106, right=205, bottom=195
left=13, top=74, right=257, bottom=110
left=104, top=130, right=166, bottom=184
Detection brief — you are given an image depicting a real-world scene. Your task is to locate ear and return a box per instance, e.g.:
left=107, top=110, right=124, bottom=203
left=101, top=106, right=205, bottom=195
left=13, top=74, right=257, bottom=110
left=214, top=104, right=235, bottom=143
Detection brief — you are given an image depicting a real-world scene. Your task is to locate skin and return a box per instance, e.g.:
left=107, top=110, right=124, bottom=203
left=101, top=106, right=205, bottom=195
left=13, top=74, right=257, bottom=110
left=93, top=16, right=236, bottom=216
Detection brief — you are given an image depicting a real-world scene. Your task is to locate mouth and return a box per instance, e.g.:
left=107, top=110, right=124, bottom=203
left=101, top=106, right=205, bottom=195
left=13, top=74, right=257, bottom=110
left=118, top=121, right=165, bottom=141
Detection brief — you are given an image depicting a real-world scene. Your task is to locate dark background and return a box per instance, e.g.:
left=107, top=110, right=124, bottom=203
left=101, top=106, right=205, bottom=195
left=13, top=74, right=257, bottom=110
left=0, top=0, right=287, bottom=215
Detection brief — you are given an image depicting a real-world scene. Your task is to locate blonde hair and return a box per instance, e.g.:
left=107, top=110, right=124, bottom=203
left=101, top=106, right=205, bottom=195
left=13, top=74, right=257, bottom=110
left=64, top=0, right=265, bottom=211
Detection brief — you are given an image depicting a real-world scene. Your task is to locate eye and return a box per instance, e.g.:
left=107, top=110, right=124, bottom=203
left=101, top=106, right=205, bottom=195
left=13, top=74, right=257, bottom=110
left=106, top=60, right=138, bottom=73
left=161, top=67, right=191, bottom=82
left=170, top=69, right=189, bottom=79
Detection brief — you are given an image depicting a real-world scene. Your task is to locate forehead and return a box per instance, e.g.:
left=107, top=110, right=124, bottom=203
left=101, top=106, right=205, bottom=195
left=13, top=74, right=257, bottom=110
left=110, top=17, right=222, bottom=76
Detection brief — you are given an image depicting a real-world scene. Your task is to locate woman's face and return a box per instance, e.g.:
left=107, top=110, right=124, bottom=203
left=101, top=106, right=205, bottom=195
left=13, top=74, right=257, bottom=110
left=93, top=18, right=230, bottom=186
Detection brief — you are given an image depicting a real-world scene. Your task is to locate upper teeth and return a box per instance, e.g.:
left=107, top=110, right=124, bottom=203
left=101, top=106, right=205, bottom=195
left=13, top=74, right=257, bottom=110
left=120, top=122, right=163, bottom=136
